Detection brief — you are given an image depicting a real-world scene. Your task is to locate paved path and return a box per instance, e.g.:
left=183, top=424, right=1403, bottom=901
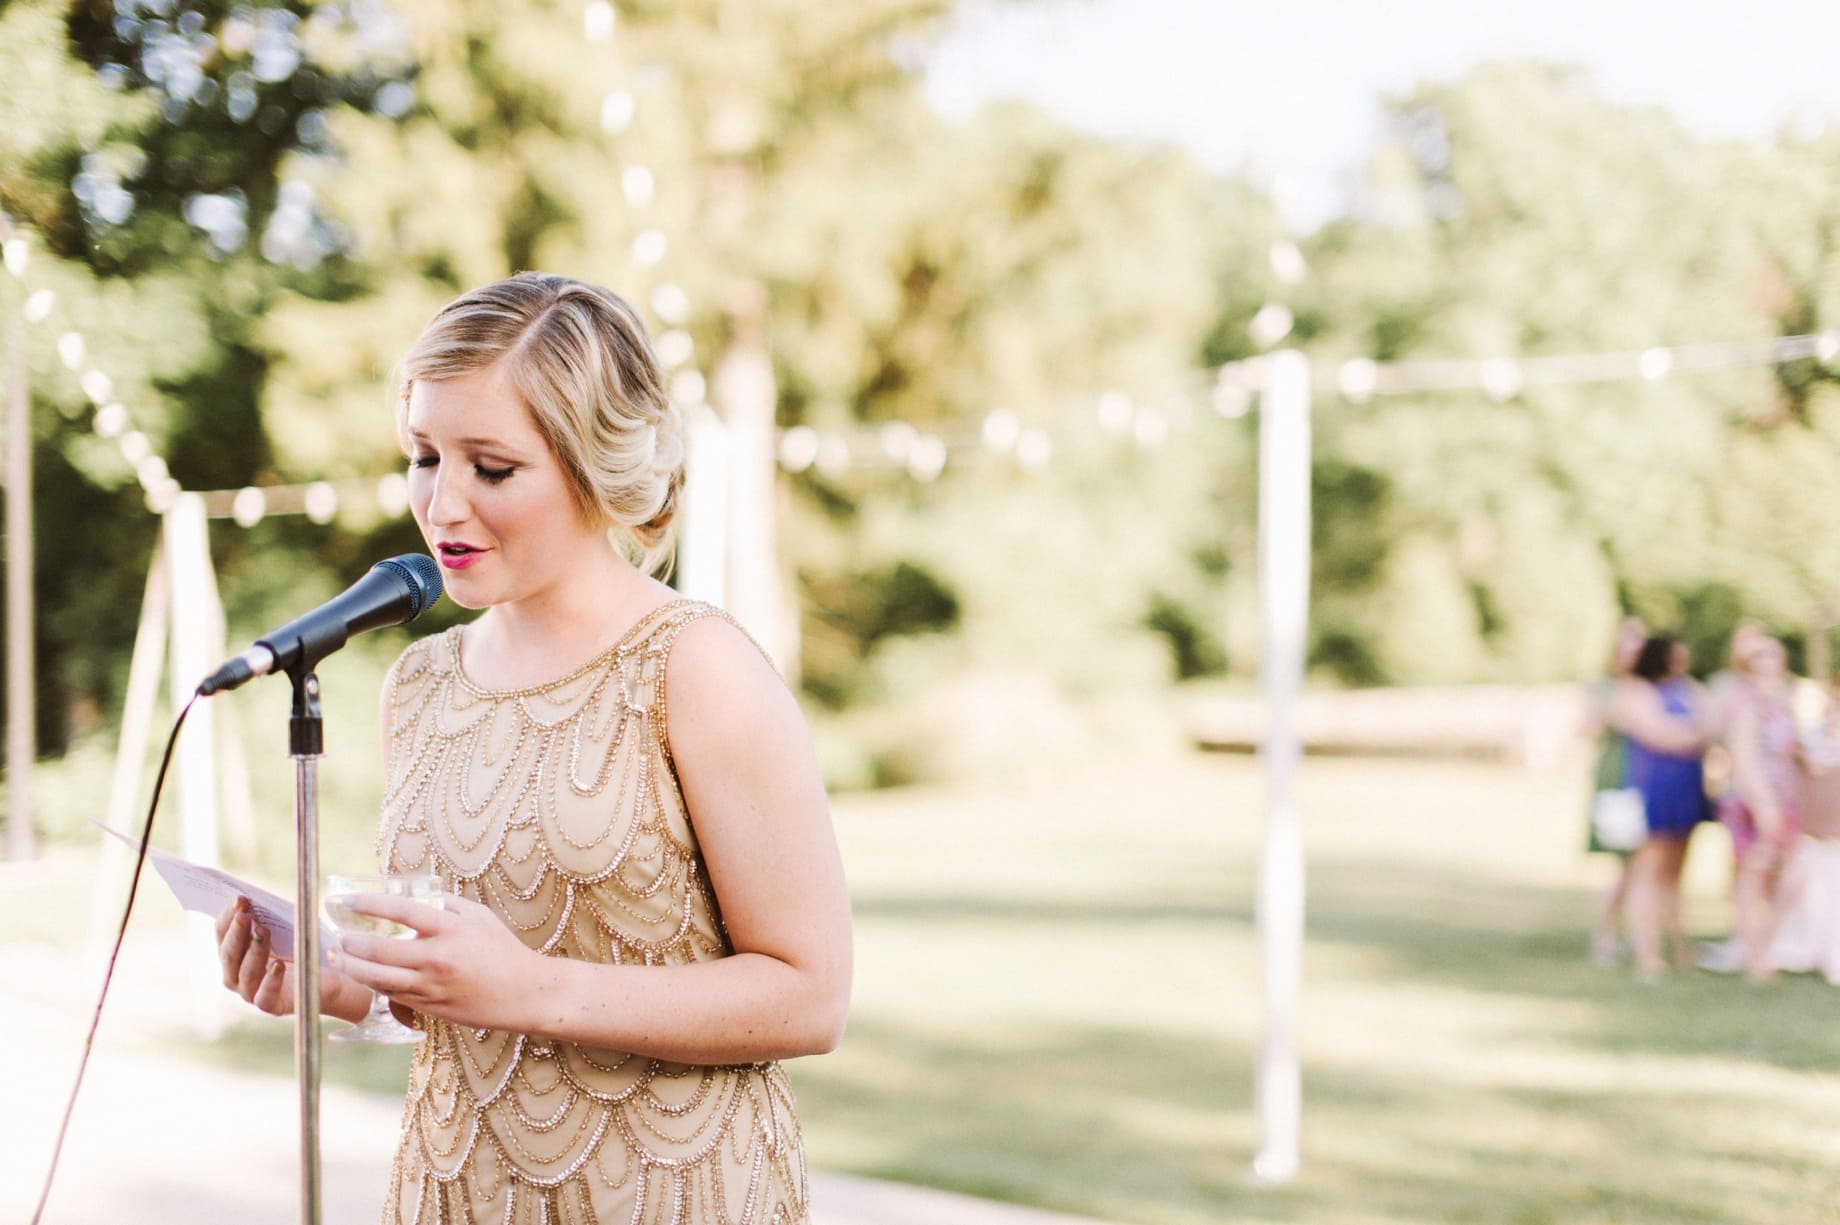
left=1, top=934, right=1118, bottom=1225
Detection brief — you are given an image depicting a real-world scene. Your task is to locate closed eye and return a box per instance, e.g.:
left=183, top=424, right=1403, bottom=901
left=476, top=465, right=514, bottom=485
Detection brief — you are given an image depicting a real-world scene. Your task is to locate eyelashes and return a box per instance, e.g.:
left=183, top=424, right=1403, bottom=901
left=408, top=455, right=516, bottom=485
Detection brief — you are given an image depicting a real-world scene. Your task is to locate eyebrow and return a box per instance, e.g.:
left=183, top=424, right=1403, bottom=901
left=406, top=430, right=533, bottom=453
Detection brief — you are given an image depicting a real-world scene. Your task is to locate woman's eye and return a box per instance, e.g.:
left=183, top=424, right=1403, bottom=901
left=476, top=465, right=514, bottom=485
left=410, top=455, right=437, bottom=470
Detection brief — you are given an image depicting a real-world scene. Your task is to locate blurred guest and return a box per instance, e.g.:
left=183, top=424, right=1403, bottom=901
left=1691, top=620, right=1768, bottom=973
left=1584, top=615, right=1648, bottom=965
left=1719, top=633, right=1804, bottom=983
left=1610, top=635, right=1712, bottom=982
left=1771, top=671, right=1840, bottom=983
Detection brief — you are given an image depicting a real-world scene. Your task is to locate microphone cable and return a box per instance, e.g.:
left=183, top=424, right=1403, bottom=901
left=31, top=689, right=199, bottom=1225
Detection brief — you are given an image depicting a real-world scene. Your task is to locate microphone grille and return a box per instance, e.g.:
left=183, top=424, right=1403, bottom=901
left=375, top=553, right=445, bottom=619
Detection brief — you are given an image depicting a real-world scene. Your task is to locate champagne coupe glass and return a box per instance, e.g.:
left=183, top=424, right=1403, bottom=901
left=322, top=872, right=445, bottom=1044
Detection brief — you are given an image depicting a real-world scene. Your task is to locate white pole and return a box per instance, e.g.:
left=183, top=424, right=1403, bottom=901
left=677, top=404, right=730, bottom=606
left=86, top=537, right=170, bottom=967
left=1253, top=349, right=1311, bottom=1184
left=163, top=495, right=224, bottom=1038
left=5, top=315, right=36, bottom=861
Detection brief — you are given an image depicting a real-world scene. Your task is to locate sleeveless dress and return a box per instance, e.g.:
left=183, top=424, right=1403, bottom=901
left=1773, top=715, right=1840, bottom=981
left=1716, top=683, right=1803, bottom=865
left=1623, top=678, right=1709, bottom=840
left=374, top=600, right=810, bottom=1225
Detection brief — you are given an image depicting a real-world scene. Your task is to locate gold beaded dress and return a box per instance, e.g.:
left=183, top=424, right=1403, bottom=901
left=375, top=601, right=809, bottom=1225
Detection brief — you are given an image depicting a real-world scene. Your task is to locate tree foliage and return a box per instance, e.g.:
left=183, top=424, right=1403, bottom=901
left=9, top=14, right=1840, bottom=793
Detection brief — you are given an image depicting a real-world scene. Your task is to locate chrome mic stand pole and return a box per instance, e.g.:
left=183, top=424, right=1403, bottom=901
left=289, top=667, right=324, bottom=1225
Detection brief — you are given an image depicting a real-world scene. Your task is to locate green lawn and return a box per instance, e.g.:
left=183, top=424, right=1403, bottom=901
left=16, top=749, right=1837, bottom=1223
left=795, top=751, right=1840, bottom=1225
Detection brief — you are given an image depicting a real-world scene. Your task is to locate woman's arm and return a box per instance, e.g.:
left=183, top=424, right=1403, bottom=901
left=337, top=616, right=853, bottom=1065
left=1607, top=679, right=1704, bottom=756
left=1726, top=703, right=1784, bottom=840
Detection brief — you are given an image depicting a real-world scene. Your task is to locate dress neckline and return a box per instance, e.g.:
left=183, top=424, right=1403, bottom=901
left=446, top=598, right=701, bottom=698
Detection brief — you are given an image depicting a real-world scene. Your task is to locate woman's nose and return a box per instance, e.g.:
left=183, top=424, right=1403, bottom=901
left=424, top=467, right=468, bottom=526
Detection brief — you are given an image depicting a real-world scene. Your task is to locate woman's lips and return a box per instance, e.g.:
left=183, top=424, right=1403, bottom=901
left=437, top=543, right=484, bottom=570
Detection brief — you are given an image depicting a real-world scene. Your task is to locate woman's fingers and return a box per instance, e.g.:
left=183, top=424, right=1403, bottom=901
left=251, top=958, right=291, bottom=1015
left=236, top=923, right=275, bottom=1001
left=219, top=903, right=253, bottom=990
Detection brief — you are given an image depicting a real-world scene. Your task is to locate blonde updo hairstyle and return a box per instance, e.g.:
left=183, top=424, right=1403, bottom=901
left=397, top=272, right=684, bottom=575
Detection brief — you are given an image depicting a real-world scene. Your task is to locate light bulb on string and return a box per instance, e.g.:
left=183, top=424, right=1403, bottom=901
left=119, top=430, right=151, bottom=465
left=1268, top=239, right=1307, bottom=286
left=630, top=229, right=667, bottom=267
left=145, top=478, right=181, bottom=514
left=906, top=435, right=947, bottom=482
left=981, top=409, right=1021, bottom=452
left=583, top=1, right=616, bottom=44
left=376, top=472, right=410, bottom=516
left=304, top=482, right=338, bottom=524
left=1816, top=331, right=1840, bottom=365
left=1249, top=303, right=1294, bottom=349
left=879, top=420, right=918, bottom=461
left=2, top=238, right=26, bottom=277
left=600, top=91, right=635, bottom=134
left=1096, top=390, right=1133, bottom=434
left=651, top=283, right=691, bottom=324
left=778, top=425, right=820, bottom=473
left=57, top=332, right=86, bottom=369
left=1015, top=428, right=1053, bottom=472
left=23, top=289, right=54, bottom=323
left=655, top=329, right=694, bottom=369
left=135, top=455, right=169, bottom=489
left=231, top=486, right=266, bottom=527
left=81, top=370, right=113, bottom=404
left=621, top=165, right=655, bottom=208
left=1638, top=347, right=1672, bottom=381
left=1336, top=359, right=1377, bottom=404
left=1480, top=359, right=1523, bottom=403
left=93, top=403, right=127, bottom=437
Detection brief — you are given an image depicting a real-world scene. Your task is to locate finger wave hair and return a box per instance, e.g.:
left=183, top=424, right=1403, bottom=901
left=397, top=272, right=685, bottom=576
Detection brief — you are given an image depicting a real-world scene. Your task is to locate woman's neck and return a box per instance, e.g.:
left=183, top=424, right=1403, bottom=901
left=465, top=552, right=671, bottom=689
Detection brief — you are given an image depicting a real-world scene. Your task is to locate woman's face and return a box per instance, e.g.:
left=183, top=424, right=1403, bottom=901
left=404, top=361, right=603, bottom=611
left=1613, top=619, right=1646, bottom=673
left=1746, top=638, right=1788, bottom=681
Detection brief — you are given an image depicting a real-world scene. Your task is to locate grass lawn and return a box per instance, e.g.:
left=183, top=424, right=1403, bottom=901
left=13, top=749, right=1836, bottom=1223
left=796, top=751, right=1840, bottom=1225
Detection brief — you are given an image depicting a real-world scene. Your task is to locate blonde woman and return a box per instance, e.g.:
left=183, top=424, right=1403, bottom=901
left=1719, top=633, right=1804, bottom=983
left=217, top=273, right=851, bottom=1222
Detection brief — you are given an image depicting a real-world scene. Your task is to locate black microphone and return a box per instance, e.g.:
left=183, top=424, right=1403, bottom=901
left=197, top=554, right=444, bottom=695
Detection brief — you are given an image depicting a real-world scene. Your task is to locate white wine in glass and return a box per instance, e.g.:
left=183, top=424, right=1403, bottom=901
left=322, top=872, right=445, bottom=1044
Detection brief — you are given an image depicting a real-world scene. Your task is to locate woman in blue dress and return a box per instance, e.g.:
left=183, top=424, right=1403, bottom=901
left=1611, top=634, right=1712, bottom=982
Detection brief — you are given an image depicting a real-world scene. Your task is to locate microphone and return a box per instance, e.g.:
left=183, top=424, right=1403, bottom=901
left=197, top=554, right=443, bottom=695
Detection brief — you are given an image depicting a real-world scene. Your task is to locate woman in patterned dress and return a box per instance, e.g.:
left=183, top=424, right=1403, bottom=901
left=216, top=273, right=852, bottom=1223
left=1718, top=633, right=1805, bottom=983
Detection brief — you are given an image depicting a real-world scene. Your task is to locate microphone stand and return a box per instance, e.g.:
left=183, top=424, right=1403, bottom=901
left=289, top=666, right=325, bottom=1225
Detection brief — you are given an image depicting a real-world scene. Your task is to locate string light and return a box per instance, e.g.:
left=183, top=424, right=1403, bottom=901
left=1292, top=332, right=1839, bottom=403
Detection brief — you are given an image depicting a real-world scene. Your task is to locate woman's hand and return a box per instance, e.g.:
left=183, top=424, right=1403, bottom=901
left=330, top=893, right=542, bottom=1033
left=213, top=896, right=369, bottom=1022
